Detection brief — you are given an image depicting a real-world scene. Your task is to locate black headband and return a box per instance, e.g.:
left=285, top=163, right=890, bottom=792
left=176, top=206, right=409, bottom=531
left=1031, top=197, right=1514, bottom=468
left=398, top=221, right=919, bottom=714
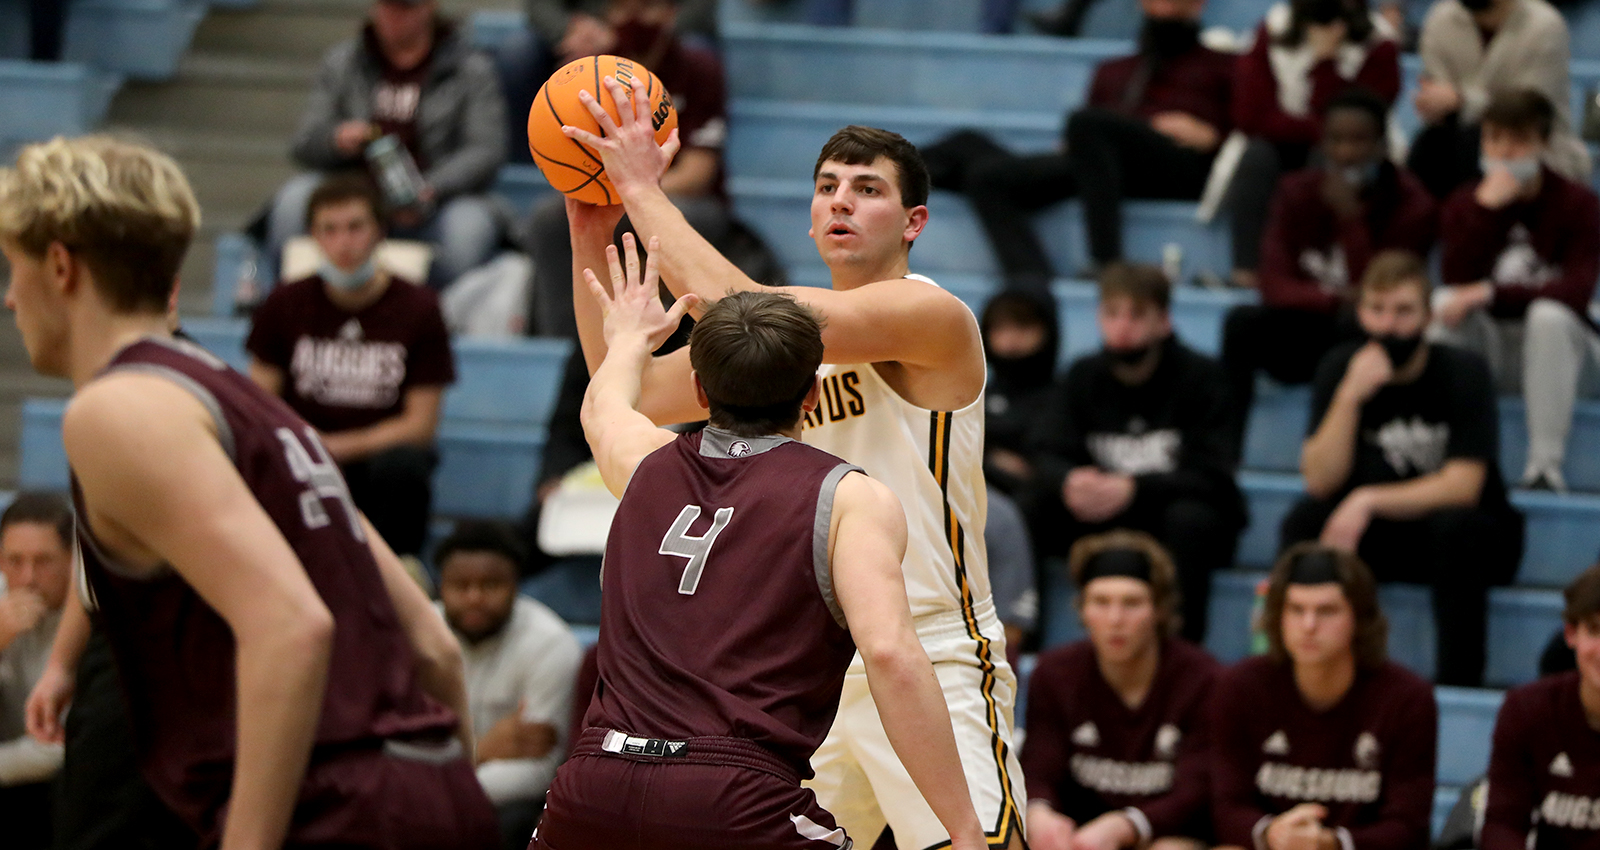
left=1286, top=550, right=1343, bottom=585
left=1078, top=548, right=1153, bottom=587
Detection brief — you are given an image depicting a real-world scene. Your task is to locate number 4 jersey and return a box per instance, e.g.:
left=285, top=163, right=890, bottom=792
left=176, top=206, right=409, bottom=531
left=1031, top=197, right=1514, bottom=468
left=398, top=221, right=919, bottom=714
left=71, top=337, right=459, bottom=836
left=585, top=427, right=862, bottom=776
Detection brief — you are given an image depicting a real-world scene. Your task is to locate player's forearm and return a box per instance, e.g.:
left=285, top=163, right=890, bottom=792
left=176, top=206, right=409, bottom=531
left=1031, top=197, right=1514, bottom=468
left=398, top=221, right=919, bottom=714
left=571, top=224, right=615, bottom=376
left=221, top=613, right=333, bottom=850
left=617, top=181, right=754, bottom=304
left=861, top=641, right=985, bottom=843
left=1301, top=397, right=1360, bottom=499
left=582, top=336, right=655, bottom=430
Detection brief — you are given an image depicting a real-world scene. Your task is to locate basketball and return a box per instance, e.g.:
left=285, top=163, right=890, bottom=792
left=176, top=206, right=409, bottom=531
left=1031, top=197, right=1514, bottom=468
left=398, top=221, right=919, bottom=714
left=528, top=55, right=678, bottom=205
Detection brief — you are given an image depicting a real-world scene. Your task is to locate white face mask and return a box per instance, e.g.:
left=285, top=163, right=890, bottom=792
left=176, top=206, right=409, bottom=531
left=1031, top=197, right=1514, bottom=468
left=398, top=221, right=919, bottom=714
left=1482, top=155, right=1541, bottom=186
left=319, top=257, right=377, bottom=291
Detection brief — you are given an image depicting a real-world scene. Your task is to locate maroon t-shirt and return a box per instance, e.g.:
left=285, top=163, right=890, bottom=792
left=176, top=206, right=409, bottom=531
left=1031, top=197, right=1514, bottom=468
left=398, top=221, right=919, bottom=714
left=1087, top=47, right=1235, bottom=136
left=584, top=428, right=859, bottom=776
left=72, top=336, right=458, bottom=841
left=246, top=275, right=455, bottom=434
left=1483, top=671, right=1600, bottom=850
left=1209, top=656, right=1437, bottom=850
left=364, top=22, right=432, bottom=167
left=1022, top=638, right=1220, bottom=839
left=652, top=39, right=728, bottom=198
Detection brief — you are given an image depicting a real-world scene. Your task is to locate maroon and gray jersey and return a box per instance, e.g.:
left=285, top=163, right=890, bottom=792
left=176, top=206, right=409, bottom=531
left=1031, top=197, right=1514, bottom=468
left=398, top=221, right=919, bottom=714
left=1483, top=672, right=1600, bottom=850
left=583, top=427, right=860, bottom=776
left=72, top=337, right=457, bottom=837
left=1210, top=656, right=1437, bottom=850
left=1022, top=638, right=1220, bottom=840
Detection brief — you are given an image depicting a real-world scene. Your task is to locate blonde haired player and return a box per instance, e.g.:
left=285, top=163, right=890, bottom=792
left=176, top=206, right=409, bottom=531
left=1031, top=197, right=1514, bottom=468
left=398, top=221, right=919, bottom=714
left=560, top=79, right=1026, bottom=849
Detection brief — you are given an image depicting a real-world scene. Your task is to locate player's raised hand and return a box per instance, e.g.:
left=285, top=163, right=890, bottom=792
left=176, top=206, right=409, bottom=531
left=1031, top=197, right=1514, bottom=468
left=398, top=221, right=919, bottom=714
left=564, top=75, right=681, bottom=198
left=584, top=233, right=697, bottom=352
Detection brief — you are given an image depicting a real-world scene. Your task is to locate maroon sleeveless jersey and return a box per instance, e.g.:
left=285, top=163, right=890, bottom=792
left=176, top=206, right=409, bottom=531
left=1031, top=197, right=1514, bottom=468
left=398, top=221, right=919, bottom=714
left=585, top=427, right=861, bottom=776
left=71, top=337, right=457, bottom=833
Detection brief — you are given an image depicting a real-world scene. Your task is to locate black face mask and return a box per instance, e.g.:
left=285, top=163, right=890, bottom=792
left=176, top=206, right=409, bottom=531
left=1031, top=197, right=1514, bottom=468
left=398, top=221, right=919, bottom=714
left=1140, top=16, right=1202, bottom=58
left=1372, top=333, right=1424, bottom=368
left=1105, top=342, right=1155, bottom=366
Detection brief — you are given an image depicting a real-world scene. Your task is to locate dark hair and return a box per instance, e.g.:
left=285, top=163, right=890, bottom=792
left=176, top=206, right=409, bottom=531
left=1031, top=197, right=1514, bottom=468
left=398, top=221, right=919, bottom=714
left=0, top=492, right=74, bottom=550
left=1360, top=249, right=1430, bottom=300
left=1280, top=0, right=1374, bottom=46
left=1097, top=262, right=1171, bottom=311
left=434, top=520, right=527, bottom=577
left=304, top=172, right=385, bottom=230
left=982, top=289, right=1054, bottom=334
left=1068, top=529, right=1183, bottom=639
left=689, top=290, right=825, bottom=436
left=1563, top=563, right=1600, bottom=625
left=1324, top=86, right=1390, bottom=135
left=1482, top=88, right=1556, bottom=141
left=1263, top=542, right=1389, bottom=668
left=813, top=126, right=930, bottom=210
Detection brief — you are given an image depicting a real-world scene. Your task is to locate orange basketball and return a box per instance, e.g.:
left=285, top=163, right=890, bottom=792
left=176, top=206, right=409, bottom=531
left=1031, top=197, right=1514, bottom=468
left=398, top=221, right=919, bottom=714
left=528, top=55, right=678, bottom=205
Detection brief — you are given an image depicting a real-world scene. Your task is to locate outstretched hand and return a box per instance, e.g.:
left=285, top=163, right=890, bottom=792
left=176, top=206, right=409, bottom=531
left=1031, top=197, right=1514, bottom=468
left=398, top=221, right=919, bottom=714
left=584, top=232, right=697, bottom=354
left=563, top=75, right=681, bottom=197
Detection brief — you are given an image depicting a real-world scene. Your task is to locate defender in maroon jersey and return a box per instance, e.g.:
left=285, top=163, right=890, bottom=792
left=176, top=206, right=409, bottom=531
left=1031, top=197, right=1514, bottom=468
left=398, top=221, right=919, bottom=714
left=1023, top=530, right=1219, bottom=850
left=1210, top=544, right=1436, bottom=850
left=1483, top=564, right=1600, bottom=850
left=0, top=136, right=496, bottom=848
left=530, top=235, right=985, bottom=850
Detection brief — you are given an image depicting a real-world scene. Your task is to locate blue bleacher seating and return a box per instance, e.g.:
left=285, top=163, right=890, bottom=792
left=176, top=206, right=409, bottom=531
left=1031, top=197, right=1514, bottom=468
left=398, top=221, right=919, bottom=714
left=0, top=60, right=122, bottom=148
left=0, top=0, right=207, bottom=80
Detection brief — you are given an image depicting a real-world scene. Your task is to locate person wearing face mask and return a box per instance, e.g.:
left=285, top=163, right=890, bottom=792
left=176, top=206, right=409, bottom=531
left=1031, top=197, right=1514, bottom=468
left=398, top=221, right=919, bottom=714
left=1220, top=88, right=1436, bottom=455
left=1026, top=264, right=1245, bottom=644
left=247, top=174, right=457, bottom=558
left=1407, top=0, right=1589, bottom=201
left=1023, top=531, right=1220, bottom=850
left=1433, top=89, right=1600, bottom=493
left=982, top=289, right=1062, bottom=499
left=1221, top=0, right=1399, bottom=290
left=919, top=0, right=1233, bottom=287
left=1283, top=249, right=1524, bottom=687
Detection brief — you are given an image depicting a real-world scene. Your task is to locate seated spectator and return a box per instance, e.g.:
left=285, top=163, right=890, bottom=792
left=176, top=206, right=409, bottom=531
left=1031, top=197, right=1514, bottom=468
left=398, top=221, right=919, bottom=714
left=982, top=289, right=1061, bottom=499
left=522, top=0, right=729, bottom=339
left=1480, top=562, right=1600, bottom=850
left=1223, top=0, right=1399, bottom=289
left=987, top=484, right=1039, bottom=660
left=1221, top=87, right=1436, bottom=452
left=435, top=522, right=581, bottom=850
left=264, top=0, right=507, bottom=293
left=1211, top=544, right=1437, bottom=850
left=1283, top=249, right=1524, bottom=686
left=1023, top=530, right=1219, bottom=850
left=1026, top=264, right=1245, bottom=643
left=247, top=174, right=456, bottom=558
left=1433, top=89, right=1600, bottom=492
left=1407, top=0, right=1590, bottom=200
left=0, top=494, right=73, bottom=850
left=922, top=0, right=1233, bottom=287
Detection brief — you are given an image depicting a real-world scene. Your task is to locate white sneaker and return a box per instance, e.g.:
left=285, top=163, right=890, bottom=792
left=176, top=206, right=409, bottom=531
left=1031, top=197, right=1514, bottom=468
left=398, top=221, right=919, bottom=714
left=1522, top=465, right=1568, bottom=494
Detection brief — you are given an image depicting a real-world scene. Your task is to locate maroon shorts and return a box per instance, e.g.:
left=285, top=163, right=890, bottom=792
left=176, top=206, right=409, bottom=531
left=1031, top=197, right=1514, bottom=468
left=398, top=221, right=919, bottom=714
left=531, top=727, right=854, bottom=850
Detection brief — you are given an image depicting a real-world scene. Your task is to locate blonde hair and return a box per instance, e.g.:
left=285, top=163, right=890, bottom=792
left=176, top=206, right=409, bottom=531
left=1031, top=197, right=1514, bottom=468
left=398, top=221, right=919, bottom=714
left=0, top=136, right=200, bottom=312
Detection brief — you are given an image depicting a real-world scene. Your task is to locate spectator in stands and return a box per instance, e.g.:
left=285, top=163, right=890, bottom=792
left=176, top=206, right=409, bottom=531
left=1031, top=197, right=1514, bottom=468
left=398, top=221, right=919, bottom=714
left=982, top=289, right=1061, bottom=499
left=1283, top=249, right=1524, bottom=686
left=1210, top=544, right=1437, bottom=850
left=0, top=494, right=72, bottom=850
left=1023, top=530, right=1219, bottom=850
left=1479, top=562, right=1600, bottom=850
left=27, top=0, right=65, bottom=61
left=1220, top=87, right=1436, bottom=453
left=1408, top=0, right=1590, bottom=200
left=435, top=522, right=580, bottom=850
left=1433, top=89, right=1600, bottom=493
left=1026, top=263, right=1244, bottom=644
left=247, top=174, right=456, bottom=558
left=987, top=485, right=1039, bottom=659
left=264, top=0, right=507, bottom=293
left=922, top=0, right=1233, bottom=287
left=1222, top=0, right=1400, bottom=290
left=521, top=0, right=728, bottom=338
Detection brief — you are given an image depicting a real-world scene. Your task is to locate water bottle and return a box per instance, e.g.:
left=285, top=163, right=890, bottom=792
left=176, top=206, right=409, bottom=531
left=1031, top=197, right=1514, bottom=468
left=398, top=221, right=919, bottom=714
left=365, top=134, right=426, bottom=210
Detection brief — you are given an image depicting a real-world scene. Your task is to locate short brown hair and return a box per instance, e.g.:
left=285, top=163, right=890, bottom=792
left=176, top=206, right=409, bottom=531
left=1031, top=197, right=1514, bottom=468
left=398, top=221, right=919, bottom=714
left=813, top=126, right=930, bottom=209
left=1482, top=88, right=1555, bottom=141
left=1263, top=543, right=1389, bottom=668
left=1068, top=529, right=1183, bottom=640
left=0, top=136, right=199, bottom=313
left=1097, top=262, right=1171, bottom=311
left=1360, top=249, right=1430, bottom=300
left=0, top=492, right=73, bottom=550
left=688, top=290, right=825, bottom=436
left=1564, top=563, right=1600, bottom=625
left=305, top=172, right=385, bottom=230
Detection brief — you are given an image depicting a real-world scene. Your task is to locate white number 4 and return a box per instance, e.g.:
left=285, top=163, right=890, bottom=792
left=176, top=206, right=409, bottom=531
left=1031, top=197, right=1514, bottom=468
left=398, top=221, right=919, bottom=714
left=658, top=505, right=733, bottom=595
left=276, top=426, right=365, bottom=542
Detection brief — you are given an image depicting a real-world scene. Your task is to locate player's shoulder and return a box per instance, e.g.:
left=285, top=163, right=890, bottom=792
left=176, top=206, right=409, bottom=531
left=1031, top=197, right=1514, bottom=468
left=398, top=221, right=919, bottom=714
left=835, top=468, right=898, bottom=512
left=65, top=369, right=213, bottom=458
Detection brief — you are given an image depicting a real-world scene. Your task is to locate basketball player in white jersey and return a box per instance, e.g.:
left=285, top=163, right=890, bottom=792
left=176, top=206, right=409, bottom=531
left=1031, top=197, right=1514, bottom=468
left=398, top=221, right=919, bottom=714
left=561, top=78, right=1025, bottom=849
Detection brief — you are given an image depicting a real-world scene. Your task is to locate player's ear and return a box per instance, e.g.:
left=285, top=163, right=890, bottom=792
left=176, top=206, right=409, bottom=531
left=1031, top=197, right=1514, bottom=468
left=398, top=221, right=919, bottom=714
left=45, top=241, right=78, bottom=298
left=691, top=371, right=710, bottom=411
left=801, top=375, right=822, bottom=413
left=902, top=205, right=929, bottom=245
